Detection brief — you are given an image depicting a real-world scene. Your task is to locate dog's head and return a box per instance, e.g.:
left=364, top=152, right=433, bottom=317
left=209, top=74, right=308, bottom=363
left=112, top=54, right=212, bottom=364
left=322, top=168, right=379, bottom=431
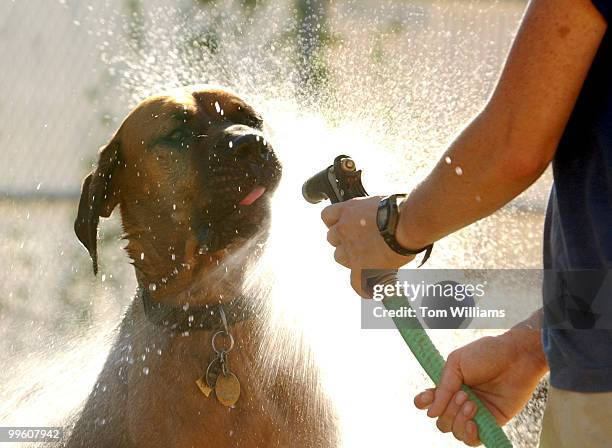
left=75, top=86, right=281, bottom=292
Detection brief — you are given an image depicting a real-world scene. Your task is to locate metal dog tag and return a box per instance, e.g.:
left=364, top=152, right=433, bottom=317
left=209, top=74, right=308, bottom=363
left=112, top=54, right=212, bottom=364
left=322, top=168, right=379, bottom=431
left=196, top=376, right=213, bottom=397
left=215, top=372, right=241, bottom=407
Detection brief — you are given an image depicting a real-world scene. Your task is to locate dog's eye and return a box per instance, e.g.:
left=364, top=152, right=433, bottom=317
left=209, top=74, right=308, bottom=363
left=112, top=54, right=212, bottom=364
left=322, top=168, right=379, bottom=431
left=168, top=129, right=186, bottom=142
left=163, top=128, right=190, bottom=147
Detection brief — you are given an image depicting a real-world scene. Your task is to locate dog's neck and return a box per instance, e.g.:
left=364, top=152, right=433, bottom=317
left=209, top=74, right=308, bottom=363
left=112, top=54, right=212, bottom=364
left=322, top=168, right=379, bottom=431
left=132, top=249, right=250, bottom=306
left=118, top=200, right=266, bottom=307
left=135, top=262, right=245, bottom=306
left=128, top=236, right=261, bottom=308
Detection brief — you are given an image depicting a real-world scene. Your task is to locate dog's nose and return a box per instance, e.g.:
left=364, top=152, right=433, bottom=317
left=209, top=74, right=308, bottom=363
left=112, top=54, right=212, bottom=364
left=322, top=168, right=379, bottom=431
left=230, top=133, right=271, bottom=162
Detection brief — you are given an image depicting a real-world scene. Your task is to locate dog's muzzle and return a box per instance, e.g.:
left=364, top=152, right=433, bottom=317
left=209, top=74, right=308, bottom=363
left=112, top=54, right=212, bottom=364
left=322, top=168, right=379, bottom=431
left=209, top=124, right=281, bottom=196
left=229, top=130, right=272, bottom=163
left=194, top=124, right=281, bottom=251
left=222, top=125, right=271, bottom=163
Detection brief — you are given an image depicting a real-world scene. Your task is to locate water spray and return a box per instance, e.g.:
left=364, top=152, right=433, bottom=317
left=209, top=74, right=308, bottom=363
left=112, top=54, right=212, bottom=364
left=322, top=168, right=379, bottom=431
left=302, top=155, right=512, bottom=448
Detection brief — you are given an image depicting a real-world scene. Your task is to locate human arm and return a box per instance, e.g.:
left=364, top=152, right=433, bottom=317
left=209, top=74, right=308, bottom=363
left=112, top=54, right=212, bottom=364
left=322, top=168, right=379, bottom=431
left=396, top=0, right=607, bottom=250
left=322, top=0, right=608, bottom=297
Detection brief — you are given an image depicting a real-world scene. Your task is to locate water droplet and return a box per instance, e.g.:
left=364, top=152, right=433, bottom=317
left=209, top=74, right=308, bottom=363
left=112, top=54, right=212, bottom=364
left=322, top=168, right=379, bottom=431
left=445, top=156, right=452, bottom=164
left=149, top=283, right=157, bottom=291
left=143, top=367, right=149, bottom=375
left=455, top=167, right=463, bottom=176
left=140, top=252, right=145, bottom=260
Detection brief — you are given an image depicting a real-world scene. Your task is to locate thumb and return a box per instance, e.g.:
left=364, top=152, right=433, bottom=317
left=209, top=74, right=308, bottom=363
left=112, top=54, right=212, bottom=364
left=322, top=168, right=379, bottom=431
left=427, top=351, right=464, bottom=418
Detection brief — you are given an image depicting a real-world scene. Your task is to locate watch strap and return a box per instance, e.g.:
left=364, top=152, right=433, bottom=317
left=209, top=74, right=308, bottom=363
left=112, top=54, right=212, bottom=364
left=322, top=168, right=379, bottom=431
left=379, top=194, right=434, bottom=266
left=383, top=233, right=433, bottom=263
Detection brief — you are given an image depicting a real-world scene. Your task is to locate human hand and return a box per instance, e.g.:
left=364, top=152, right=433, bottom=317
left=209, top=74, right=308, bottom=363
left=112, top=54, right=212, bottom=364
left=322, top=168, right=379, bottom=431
left=320, top=196, right=415, bottom=297
left=413, top=329, right=548, bottom=446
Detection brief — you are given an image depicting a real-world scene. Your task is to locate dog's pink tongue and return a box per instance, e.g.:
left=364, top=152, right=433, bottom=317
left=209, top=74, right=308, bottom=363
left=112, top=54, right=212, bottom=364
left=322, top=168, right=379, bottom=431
left=239, top=186, right=266, bottom=205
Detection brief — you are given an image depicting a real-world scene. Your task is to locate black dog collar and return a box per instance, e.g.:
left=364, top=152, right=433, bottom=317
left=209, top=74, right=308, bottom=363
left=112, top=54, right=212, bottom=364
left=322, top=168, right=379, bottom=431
left=139, top=288, right=254, bottom=332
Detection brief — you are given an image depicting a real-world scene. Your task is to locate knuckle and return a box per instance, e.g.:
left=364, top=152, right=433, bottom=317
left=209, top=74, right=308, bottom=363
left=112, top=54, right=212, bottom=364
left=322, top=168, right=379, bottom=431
left=426, top=405, right=439, bottom=418
left=321, top=205, right=338, bottom=226
left=335, top=222, right=346, bottom=236
left=351, top=273, right=363, bottom=293
left=320, top=207, right=329, bottom=222
left=333, top=249, right=343, bottom=261
left=446, top=350, right=461, bottom=364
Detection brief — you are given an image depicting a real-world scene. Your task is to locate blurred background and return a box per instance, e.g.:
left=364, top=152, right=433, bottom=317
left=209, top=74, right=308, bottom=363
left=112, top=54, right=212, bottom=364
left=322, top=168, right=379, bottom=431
left=0, top=0, right=549, bottom=446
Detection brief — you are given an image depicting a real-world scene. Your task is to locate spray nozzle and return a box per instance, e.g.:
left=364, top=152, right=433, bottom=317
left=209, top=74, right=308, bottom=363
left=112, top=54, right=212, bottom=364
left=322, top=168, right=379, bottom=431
left=301, top=155, right=368, bottom=204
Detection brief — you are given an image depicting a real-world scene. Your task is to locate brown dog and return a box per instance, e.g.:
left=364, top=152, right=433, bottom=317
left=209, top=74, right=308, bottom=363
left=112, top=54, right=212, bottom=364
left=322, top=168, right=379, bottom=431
left=67, top=86, right=338, bottom=447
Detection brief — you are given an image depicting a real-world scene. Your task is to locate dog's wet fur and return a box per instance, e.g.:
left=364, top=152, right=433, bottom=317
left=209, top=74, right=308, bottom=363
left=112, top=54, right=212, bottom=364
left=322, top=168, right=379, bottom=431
left=67, top=86, right=338, bottom=447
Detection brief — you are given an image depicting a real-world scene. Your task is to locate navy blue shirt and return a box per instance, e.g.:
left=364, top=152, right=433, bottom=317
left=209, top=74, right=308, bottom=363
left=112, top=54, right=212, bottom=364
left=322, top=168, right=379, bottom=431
left=542, top=1, right=612, bottom=392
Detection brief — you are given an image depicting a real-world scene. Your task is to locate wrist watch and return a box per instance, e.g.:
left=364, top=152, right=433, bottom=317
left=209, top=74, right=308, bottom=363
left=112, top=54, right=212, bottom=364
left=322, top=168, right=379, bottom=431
left=376, top=194, right=434, bottom=265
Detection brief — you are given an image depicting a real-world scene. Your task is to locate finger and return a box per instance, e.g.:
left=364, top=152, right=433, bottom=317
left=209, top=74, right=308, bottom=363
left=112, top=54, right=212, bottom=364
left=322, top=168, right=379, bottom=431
left=321, top=203, right=344, bottom=228
left=414, top=388, right=435, bottom=410
left=427, top=351, right=463, bottom=418
left=326, top=227, right=341, bottom=247
left=451, top=398, right=477, bottom=443
left=334, top=246, right=350, bottom=268
left=436, top=390, right=468, bottom=434
left=464, top=420, right=481, bottom=447
left=350, top=269, right=370, bottom=298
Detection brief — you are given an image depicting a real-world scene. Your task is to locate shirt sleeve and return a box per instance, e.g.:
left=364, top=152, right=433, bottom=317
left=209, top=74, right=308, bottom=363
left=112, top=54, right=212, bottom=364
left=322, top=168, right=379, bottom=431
left=592, top=0, right=611, bottom=22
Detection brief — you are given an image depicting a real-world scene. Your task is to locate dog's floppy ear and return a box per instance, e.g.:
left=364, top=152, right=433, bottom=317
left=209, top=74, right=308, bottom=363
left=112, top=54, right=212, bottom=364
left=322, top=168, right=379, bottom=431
left=74, top=138, right=121, bottom=275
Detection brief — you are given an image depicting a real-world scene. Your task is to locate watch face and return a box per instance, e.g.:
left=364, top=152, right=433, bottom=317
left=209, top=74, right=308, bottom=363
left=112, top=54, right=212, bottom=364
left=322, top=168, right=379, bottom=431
left=377, top=201, right=390, bottom=231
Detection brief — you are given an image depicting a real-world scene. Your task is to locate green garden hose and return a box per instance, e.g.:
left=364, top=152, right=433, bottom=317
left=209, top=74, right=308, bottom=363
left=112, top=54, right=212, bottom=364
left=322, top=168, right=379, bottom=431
left=383, top=294, right=512, bottom=447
